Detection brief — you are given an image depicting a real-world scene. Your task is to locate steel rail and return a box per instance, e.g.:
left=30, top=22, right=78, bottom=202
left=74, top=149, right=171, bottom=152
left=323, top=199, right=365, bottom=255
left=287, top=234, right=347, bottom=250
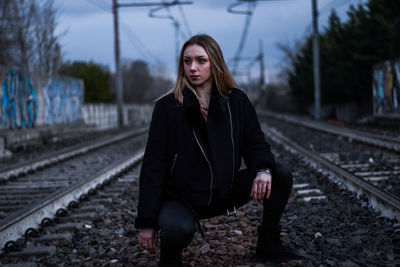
left=0, top=127, right=148, bottom=182
left=262, top=125, right=400, bottom=220
left=0, top=150, right=145, bottom=251
left=259, top=110, right=400, bottom=152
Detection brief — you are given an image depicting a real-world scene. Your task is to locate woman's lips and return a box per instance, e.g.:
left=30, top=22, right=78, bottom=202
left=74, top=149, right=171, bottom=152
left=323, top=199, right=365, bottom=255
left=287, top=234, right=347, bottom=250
left=190, top=75, right=200, bottom=80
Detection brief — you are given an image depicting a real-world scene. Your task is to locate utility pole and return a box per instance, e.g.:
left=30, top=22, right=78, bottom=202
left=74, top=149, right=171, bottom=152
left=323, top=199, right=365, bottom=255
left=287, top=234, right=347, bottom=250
left=259, top=39, right=265, bottom=88
left=112, top=0, right=124, bottom=128
left=174, top=20, right=180, bottom=71
left=112, top=0, right=192, bottom=128
left=312, top=0, right=321, bottom=120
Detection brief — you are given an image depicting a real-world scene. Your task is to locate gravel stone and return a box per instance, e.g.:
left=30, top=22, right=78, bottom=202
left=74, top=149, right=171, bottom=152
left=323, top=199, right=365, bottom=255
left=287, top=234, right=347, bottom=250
left=0, top=124, right=398, bottom=266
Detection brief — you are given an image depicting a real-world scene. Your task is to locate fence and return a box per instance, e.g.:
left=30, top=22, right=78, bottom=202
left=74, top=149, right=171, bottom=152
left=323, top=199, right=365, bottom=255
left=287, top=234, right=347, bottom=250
left=82, top=104, right=153, bottom=130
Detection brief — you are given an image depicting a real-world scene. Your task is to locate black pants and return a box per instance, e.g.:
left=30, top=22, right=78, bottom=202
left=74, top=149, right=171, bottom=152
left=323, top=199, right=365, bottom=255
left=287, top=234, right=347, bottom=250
left=157, top=163, right=293, bottom=265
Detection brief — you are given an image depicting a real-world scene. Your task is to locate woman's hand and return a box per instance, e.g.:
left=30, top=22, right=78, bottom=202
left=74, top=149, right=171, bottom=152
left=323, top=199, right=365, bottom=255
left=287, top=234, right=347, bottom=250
left=139, top=228, right=158, bottom=254
left=250, top=172, right=272, bottom=201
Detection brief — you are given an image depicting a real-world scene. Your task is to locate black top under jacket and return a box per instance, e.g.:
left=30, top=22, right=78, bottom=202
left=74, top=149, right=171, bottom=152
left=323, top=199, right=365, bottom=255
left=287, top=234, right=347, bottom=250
left=134, top=87, right=276, bottom=229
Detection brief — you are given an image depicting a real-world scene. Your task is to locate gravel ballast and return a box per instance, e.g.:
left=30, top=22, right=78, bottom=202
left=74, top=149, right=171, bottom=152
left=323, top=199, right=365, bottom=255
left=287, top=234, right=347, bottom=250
left=1, top=132, right=398, bottom=266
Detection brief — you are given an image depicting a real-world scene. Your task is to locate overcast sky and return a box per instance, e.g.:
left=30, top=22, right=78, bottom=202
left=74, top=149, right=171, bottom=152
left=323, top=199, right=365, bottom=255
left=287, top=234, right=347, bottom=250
left=54, top=0, right=368, bottom=83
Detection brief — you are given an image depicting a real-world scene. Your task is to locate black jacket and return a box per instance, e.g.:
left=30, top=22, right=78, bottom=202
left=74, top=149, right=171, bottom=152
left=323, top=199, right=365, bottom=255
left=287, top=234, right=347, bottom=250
left=134, top=87, right=276, bottom=229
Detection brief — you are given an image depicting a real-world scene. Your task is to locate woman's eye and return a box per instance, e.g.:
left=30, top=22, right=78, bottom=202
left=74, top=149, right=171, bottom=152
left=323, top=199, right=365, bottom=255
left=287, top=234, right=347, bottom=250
left=198, top=58, right=206, bottom=63
left=184, top=59, right=191, bottom=64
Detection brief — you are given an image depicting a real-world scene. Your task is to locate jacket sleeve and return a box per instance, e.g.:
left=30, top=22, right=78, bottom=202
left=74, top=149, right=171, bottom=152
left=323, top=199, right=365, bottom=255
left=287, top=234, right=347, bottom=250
left=241, top=93, right=276, bottom=180
left=135, top=99, right=168, bottom=229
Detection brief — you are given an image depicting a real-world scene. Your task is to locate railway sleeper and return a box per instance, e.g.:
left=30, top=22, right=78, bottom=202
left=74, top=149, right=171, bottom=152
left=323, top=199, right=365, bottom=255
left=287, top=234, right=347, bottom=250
left=32, top=233, right=72, bottom=243
left=2, top=262, right=38, bottom=267
left=5, top=246, right=56, bottom=258
left=47, top=222, right=84, bottom=232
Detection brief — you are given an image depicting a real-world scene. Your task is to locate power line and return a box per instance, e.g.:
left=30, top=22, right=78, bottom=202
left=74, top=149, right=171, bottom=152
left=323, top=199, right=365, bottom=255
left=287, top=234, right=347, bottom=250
left=84, top=0, right=161, bottom=65
left=119, top=18, right=162, bottom=64
left=304, top=0, right=367, bottom=35
left=320, top=0, right=366, bottom=16
left=178, top=4, right=192, bottom=37
left=84, top=0, right=110, bottom=12
left=148, top=3, right=192, bottom=70
left=319, top=0, right=336, bottom=15
left=160, top=0, right=189, bottom=40
left=228, top=0, right=288, bottom=75
left=228, top=1, right=257, bottom=74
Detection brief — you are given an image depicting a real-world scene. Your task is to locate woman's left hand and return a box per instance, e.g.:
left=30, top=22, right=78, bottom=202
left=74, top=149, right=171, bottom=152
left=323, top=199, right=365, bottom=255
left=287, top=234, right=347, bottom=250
left=250, top=172, right=272, bottom=201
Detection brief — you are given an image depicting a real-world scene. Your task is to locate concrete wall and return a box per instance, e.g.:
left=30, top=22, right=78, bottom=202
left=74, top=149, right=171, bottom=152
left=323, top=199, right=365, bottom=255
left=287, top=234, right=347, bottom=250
left=0, top=70, right=85, bottom=129
left=82, top=104, right=153, bottom=130
left=373, top=58, right=400, bottom=115
left=0, top=69, right=154, bottom=130
left=0, top=71, right=37, bottom=129
left=38, top=76, right=84, bottom=126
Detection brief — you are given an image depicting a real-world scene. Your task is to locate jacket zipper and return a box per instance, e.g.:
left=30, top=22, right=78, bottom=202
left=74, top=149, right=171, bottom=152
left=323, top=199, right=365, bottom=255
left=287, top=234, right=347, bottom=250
left=193, top=128, right=214, bottom=205
left=227, top=101, right=235, bottom=188
left=170, top=153, right=178, bottom=176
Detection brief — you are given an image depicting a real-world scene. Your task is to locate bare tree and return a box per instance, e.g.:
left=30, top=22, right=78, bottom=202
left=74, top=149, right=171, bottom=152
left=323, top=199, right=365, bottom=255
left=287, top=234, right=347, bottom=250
left=0, top=0, right=62, bottom=78
left=276, top=39, right=304, bottom=85
left=121, top=59, right=173, bottom=103
left=32, top=0, right=62, bottom=79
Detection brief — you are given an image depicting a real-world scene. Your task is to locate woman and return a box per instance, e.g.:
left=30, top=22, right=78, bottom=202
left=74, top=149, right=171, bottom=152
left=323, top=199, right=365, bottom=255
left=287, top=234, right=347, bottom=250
left=135, top=34, right=301, bottom=266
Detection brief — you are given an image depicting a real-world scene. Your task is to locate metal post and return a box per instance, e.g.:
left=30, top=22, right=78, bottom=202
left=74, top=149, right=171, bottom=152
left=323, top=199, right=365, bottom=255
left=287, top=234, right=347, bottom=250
left=259, top=39, right=265, bottom=88
left=174, top=21, right=180, bottom=72
left=312, top=0, right=321, bottom=120
left=113, top=0, right=124, bottom=128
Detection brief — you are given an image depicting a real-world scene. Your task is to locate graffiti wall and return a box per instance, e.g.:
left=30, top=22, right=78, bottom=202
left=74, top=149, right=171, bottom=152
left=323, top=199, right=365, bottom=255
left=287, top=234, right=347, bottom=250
left=0, top=70, right=153, bottom=130
left=0, top=70, right=84, bottom=129
left=41, top=77, right=84, bottom=125
left=0, top=71, right=37, bottom=129
left=372, top=58, right=400, bottom=114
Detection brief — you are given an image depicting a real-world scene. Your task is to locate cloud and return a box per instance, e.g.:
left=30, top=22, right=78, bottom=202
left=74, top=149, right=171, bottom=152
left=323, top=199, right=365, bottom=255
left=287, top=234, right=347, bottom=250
left=54, top=0, right=369, bottom=79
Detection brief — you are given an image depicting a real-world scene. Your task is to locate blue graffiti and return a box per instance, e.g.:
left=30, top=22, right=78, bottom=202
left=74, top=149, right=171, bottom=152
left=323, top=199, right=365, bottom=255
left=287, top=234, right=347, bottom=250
left=1, top=71, right=37, bottom=129
left=43, top=77, right=83, bottom=125
left=373, top=58, right=400, bottom=114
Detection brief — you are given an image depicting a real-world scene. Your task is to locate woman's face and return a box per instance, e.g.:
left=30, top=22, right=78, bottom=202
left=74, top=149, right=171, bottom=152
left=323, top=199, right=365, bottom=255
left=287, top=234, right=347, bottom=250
left=183, top=44, right=212, bottom=89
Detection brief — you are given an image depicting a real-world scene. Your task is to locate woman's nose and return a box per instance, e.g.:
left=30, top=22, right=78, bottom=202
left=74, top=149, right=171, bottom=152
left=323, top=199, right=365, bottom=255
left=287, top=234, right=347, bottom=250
left=190, top=62, right=197, bottom=71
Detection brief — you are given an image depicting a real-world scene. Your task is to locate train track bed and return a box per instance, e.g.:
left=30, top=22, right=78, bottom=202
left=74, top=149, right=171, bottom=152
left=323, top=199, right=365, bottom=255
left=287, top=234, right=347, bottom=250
left=1, top=134, right=397, bottom=266
left=345, top=123, right=400, bottom=139
left=261, top=115, right=400, bottom=200
left=0, top=126, right=134, bottom=170
left=0, top=129, right=147, bottom=221
left=352, top=114, right=400, bottom=138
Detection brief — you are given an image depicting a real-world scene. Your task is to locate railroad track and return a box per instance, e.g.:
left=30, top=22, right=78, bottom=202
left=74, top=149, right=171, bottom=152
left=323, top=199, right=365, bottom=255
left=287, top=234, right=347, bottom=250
left=259, top=111, right=400, bottom=152
left=0, top=127, right=147, bottom=182
left=260, top=120, right=400, bottom=220
left=1, top=122, right=397, bottom=265
left=0, top=128, right=148, bottom=252
left=260, top=114, right=400, bottom=197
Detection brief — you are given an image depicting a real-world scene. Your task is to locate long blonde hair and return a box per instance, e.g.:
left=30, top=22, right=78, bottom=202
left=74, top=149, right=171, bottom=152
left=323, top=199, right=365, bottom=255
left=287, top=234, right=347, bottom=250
left=173, top=34, right=236, bottom=104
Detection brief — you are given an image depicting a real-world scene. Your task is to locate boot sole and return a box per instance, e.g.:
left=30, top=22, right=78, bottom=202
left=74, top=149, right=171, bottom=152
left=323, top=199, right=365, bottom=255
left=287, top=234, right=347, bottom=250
left=255, top=252, right=304, bottom=263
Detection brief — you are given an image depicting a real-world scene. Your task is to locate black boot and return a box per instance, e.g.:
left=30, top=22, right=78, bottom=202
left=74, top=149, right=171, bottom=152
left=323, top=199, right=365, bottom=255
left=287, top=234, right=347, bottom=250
left=158, top=255, right=183, bottom=267
left=256, top=225, right=303, bottom=262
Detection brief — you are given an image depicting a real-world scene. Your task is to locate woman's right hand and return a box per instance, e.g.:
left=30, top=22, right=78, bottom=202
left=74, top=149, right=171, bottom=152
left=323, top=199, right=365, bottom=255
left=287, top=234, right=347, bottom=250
left=139, top=228, right=158, bottom=254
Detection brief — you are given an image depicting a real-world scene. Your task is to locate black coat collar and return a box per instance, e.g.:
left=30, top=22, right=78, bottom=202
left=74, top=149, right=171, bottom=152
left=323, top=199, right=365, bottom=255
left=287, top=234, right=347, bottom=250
left=182, top=86, right=229, bottom=125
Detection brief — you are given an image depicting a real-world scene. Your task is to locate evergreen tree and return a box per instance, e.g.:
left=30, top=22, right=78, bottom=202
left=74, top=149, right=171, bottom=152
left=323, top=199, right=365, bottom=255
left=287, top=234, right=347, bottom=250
left=59, top=61, right=114, bottom=103
left=288, top=0, right=400, bottom=114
